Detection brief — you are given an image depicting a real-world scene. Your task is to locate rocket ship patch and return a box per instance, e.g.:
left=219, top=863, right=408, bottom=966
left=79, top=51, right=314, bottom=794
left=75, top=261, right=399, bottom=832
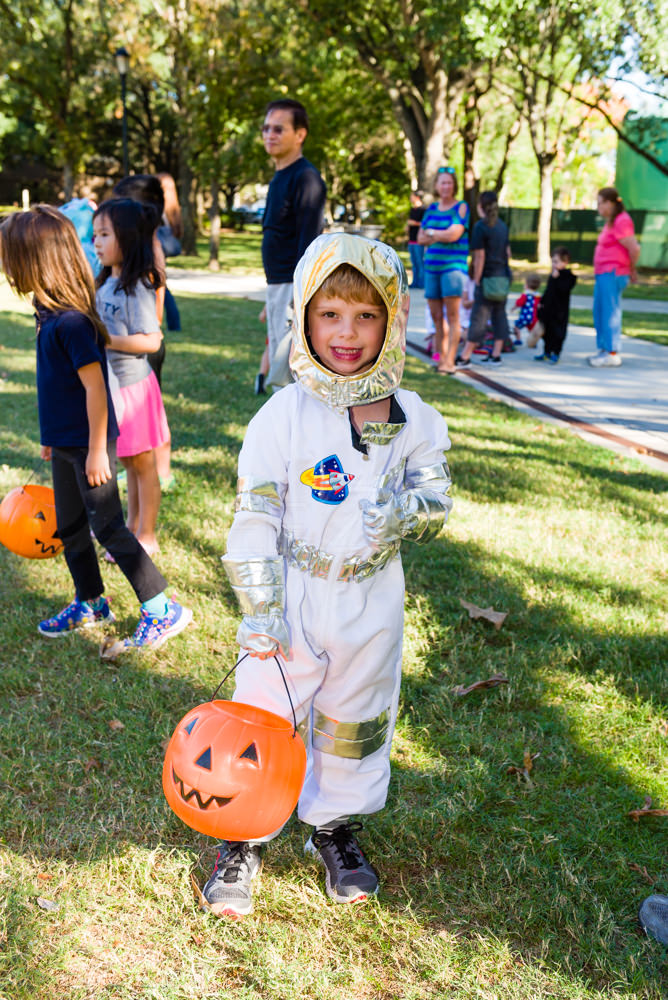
left=300, top=454, right=354, bottom=505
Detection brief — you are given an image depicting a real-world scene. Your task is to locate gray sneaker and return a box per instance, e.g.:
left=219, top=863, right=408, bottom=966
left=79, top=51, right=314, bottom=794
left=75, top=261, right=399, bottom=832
left=305, top=821, right=378, bottom=904
left=639, top=894, right=668, bottom=946
left=200, top=841, right=262, bottom=918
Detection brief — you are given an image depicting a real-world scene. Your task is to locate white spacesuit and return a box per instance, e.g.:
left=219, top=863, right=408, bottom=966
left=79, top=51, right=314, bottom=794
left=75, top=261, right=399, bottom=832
left=223, top=233, right=452, bottom=831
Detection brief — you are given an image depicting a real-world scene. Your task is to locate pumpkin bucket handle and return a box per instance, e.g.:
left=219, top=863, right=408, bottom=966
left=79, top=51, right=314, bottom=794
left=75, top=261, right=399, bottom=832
left=210, top=653, right=299, bottom=739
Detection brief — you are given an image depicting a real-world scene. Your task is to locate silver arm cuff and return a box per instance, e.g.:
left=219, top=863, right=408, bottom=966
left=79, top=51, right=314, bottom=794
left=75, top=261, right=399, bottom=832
left=404, top=490, right=453, bottom=543
left=402, top=459, right=453, bottom=543
left=221, top=555, right=285, bottom=616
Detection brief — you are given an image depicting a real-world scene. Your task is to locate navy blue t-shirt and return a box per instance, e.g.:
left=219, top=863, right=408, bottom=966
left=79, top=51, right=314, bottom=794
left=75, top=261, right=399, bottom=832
left=36, top=307, right=119, bottom=448
left=262, top=157, right=326, bottom=284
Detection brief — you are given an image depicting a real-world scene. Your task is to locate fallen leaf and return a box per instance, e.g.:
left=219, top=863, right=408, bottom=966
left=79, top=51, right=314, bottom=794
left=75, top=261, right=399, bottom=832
left=658, top=719, right=668, bottom=737
left=628, top=862, right=655, bottom=884
left=160, top=738, right=171, bottom=752
left=100, top=636, right=124, bottom=660
left=84, top=757, right=101, bottom=773
left=454, top=675, right=509, bottom=697
left=627, top=796, right=668, bottom=822
left=36, top=897, right=59, bottom=912
left=507, top=750, right=540, bottom=784
left=36, top=873, right=53, bottom=882
left=191, top=934, right=205, bottom=946
left=459, top=598, right=507, bottom=630
left=108, top=719, right=125, bottom=732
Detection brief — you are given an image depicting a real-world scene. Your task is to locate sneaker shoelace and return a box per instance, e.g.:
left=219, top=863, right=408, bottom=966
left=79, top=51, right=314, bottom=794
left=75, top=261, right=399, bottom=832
left=312, top=821, right=366, bottom=870
left=216, top=842, right=254, bottom=884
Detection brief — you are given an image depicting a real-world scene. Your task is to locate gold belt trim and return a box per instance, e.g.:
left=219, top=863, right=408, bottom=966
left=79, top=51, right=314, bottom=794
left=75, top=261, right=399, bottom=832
left=312, top=709, right=390, bottom=759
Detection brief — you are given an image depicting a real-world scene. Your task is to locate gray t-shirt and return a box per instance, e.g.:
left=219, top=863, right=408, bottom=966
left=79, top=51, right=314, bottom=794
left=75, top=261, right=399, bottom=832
left=96, top=277, right=159, bottom=387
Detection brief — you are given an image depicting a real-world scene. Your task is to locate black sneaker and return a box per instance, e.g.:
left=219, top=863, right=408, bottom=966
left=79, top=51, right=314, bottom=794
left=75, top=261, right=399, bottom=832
left=639, top=894, right=668, bottom=946
left=454, top=356, right=471, bottom=368
left=200, top=841, right=262, bottom=918
left=479, top=354, right=501, bottom=365
left=305, top=821, right=378, bottom=904
left=254, top=373, right=266, bottom=395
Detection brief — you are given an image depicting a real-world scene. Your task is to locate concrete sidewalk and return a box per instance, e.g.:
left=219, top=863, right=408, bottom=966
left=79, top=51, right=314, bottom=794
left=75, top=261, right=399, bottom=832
left=167, top=268, right=668, bottom=472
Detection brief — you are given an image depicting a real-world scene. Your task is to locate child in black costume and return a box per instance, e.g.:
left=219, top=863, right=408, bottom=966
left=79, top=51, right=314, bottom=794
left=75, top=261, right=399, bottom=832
left=535, top=246, right=577, bottom=364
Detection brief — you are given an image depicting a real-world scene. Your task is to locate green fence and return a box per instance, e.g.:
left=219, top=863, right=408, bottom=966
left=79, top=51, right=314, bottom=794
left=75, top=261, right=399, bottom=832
left=500, top=207, right=668, bottom=269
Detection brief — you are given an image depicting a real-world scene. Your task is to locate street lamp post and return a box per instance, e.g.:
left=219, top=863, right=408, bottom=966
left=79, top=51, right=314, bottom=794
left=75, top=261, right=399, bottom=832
left=115, top=46, right=130, bottom=176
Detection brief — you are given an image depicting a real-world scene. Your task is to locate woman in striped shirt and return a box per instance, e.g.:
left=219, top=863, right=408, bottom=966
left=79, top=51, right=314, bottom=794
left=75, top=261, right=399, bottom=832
left=418, top=167, right=470, bottom=374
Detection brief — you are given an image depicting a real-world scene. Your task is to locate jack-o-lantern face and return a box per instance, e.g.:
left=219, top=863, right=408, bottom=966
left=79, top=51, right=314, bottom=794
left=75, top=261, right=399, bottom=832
left=162, top=699, right=307, bottom=840
left=0, top=485, right=62, bottom=559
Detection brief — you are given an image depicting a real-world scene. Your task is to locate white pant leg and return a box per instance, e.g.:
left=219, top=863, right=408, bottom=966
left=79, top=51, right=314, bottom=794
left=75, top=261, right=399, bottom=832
left=232, top=560, right=405, bottom=833
left=265, top=282, right=294, bottom=364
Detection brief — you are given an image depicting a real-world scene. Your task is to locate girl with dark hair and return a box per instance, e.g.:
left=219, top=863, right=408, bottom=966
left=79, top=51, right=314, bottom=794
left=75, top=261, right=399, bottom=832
left=589, top=186, right=640, bottom=368
left=455, top=191, right=512, bottom=368
left=0, top=205, right=191, bottom=650
left=93, top=198, right=169, bottom=556
left=114, top=174, right=179, bottom=489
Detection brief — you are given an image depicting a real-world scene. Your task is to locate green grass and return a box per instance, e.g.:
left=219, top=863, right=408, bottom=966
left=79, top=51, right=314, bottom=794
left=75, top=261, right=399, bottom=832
left=168, top=231, right=263, bottom=274
left=0, top=286, right=667, bottom=999
left=570, top=309, right=668, bottom=347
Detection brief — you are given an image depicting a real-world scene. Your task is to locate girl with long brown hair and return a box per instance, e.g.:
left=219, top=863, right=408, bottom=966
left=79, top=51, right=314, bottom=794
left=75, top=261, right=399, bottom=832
left=0, top=205, right=191, bottom=650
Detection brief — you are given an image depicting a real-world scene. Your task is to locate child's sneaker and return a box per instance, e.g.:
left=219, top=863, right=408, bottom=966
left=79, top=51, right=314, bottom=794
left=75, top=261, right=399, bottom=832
left=479, top=354, right=501, bottom=365
left=305, top=821, right=378, bottom=904
left=534, top=352, right=546, bottom=361
left=547, top=353, right=559, bottom=364
left=201, top=842, right=263, bottom=918
left=38, top=597, right=115, bottom=637
left=638, top=894, right=668, bottom=946
left=122, top=599, right=193, bottom=651
left=454, top=356, right=471, bottom=368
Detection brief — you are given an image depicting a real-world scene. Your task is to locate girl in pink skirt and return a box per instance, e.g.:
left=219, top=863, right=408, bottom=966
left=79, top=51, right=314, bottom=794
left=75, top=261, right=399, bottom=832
left=93, top=198, right=169, bottom=556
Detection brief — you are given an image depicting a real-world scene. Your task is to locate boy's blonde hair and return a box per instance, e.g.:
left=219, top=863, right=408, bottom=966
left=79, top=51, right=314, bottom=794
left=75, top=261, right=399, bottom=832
left=315, top=263, right=385, bottom=308
left=0, top=205, right=109, bottom=344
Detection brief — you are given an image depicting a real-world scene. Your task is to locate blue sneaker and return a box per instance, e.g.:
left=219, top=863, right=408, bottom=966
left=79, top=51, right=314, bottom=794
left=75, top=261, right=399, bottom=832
left=534, top=352, right=546, bottom=361
left=122, top=599, right=193, bottom=651
left=547, top=353, right=559, bottom=364
left=38, top=597, right=115, bottom=637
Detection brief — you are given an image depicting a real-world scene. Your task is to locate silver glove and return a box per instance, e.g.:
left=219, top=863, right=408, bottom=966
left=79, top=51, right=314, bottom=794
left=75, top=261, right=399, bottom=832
left=361, top=487, right=451, bottom=549
left=361, top=492, right=419, bottom=549
left=236, top=613, right=290, bottom=659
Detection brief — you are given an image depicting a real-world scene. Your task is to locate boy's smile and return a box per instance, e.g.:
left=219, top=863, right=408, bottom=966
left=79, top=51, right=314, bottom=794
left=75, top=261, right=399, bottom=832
left=307, top=290, right=387, bottom=376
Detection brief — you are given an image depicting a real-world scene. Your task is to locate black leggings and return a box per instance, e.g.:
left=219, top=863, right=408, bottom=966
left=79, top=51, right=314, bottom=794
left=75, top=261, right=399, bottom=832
left=51, top=443, right=167, bottom=604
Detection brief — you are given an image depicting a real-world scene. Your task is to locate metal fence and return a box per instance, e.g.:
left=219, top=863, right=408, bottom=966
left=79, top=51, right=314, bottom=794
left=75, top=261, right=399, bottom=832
left=501, top=207, right=668, bottom=269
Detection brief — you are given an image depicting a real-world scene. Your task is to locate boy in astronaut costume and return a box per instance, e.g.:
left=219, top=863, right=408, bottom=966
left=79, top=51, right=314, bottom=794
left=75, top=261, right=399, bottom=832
left=202, top=232, right=452, bottom=918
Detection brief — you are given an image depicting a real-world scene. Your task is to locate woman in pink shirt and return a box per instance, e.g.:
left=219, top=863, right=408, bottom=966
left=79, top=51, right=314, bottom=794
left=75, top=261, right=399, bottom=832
left=589, top=187, right=640, bottom=368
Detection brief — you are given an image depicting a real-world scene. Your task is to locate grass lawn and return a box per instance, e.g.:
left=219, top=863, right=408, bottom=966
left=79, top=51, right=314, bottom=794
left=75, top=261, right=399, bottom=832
left=0, top=287, right=667, bottom=999
left=570, top=309, right=668, bottom=347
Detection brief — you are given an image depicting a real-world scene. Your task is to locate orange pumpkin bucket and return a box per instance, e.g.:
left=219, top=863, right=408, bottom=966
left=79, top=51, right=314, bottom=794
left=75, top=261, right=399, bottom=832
left=163, top=660, right=307, bottom=840
left=0, top=484, right=62, bottom=559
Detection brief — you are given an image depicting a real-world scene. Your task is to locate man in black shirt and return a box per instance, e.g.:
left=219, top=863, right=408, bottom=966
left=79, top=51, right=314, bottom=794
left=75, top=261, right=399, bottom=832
left=259, top=99, right=326, bottom=384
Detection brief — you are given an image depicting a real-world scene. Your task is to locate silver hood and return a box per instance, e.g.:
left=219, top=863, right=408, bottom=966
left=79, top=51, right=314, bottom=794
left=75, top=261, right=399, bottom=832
left=290, top=232, right=408, bottom=412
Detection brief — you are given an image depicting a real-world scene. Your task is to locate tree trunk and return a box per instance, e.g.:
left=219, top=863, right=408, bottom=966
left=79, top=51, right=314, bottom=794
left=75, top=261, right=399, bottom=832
left=536, top=154, right=556, bottom=264
left=62, top=161, right=74, bottom=201
left=178, top=156, right=197, bottom=255
left=208, top=175, right=221, bottom=271
left=494, top=118, right=522, bottom=196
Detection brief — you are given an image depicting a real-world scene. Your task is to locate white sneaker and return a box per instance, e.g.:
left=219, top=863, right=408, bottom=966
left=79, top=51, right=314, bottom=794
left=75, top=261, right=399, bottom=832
left=588, top=352, right=621, bottom=368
